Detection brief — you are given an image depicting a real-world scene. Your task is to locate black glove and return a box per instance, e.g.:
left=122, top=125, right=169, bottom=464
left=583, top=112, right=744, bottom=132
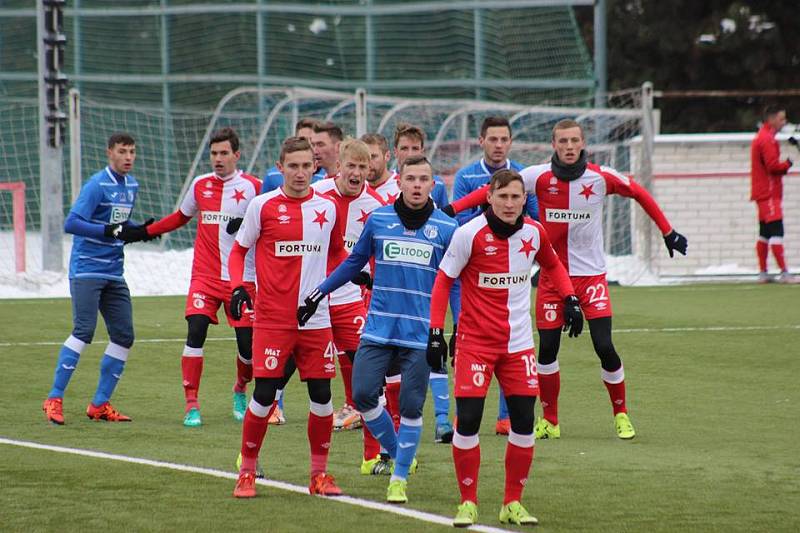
left=226, top=217, right=243, bottom=235
left=297, top=288, right=325, bottom=327
left=448, top=324, right=457, bottom=367
left=663, top=230, right=688, bottom=258
left=441, top=205, right=456, bottom=218
left=104, top=223, right=123, bottom=238
left=787, top=158, right=794, bottom=168
left=788, top=136, right=798, bottom=147
left=117, top=218, right=156, bottom=243
left=351, top=271, right=373, bottom=290
left=562, top=295, right=584, bottom=338
left=230, top=286, right=253, bottom=321
left=426, top=327, right=448, bottom=371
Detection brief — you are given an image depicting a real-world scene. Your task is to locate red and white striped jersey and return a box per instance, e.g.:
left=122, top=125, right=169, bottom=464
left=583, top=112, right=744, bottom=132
left=311, top=179, right=385, bottom=306
left=369, top=173, right=400, bottom=204
left=439, top=215, right=552, bottom=353
left=523, top=162, right=670, bottom=276
left=235, top=188, right=345, bottom=330
left=179, top=170, right=261, bottom=282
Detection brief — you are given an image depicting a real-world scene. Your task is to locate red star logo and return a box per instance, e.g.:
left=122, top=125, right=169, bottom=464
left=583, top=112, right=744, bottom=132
left=231, top=189, right=246, bottom=204
left=357, top=209, right=370, bottom=224
left=386, top=192, right=398, bottom=203
left=313, top=209, right=329, bottom=229
left=519, top=237, right=536, bottom=259
left=579, top=183, right=595, bottom=201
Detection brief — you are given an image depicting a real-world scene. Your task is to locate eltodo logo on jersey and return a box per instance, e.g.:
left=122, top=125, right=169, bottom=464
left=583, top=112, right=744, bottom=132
left=382, top=240, right=433, bottom=265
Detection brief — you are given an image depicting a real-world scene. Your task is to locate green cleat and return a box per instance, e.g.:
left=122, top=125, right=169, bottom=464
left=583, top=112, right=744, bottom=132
left=232, top=392, right=247, bottom=422
left=236, top=452, right=265, bottom=479
left=386, top=479, right=408, bottom=504
left=499, top=501, right=538, bottom=525
left=453, top=501, right=478, bottom=528
left=615, top=412, right=636, bottom=439
left=534, top=416, right=560, bottom=439
left=183, top=407, right=202, bottom=427
left=361, top=455, right=392, bottom=475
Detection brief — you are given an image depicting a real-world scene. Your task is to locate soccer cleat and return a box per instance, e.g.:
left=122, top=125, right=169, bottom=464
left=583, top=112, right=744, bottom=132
left=42, top=397, right=65, bottom=425
left=236, top=452, right=265, bottom=479
left=361, top=455, right=392, bottom=476
left=757, top=272, right=772, bottom=284
left=390, top=456, right=418, bottom=476
left=495, top=418, right=510, bottom=435
left=233, top=471, right=257, bottom=498
left=86, top=402, right=131, bottom=422
left=232, top=392, right=247, bottom=422
left=535, top=417, right=561, bottom=439
left=499, top=501, right=538, bottom=525
left=434, top=421, right=454, bottom=444
left=183, top=407, right=202, bottom=427
left=333, top=404, right=361, bottom=431
left=614, top=412, right=636, bottom=439
left=453, top=501, right=478, bottom=528
left=386, top=479, right=408, bottom=504
left=778, top=272, right=799, bottom=284
left=309, top=472, right=343, bottom=496
left=268, top=405, right=286, bottom=425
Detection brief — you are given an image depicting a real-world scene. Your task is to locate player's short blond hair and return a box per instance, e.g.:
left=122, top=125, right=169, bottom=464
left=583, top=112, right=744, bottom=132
left=339, top=138, right=371, bottom=163
left=279, top=136, right=313, bottom=163
left=552, top=119, right=584, bottom=140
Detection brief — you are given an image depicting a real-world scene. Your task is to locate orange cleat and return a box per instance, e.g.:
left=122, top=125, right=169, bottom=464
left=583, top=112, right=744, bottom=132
left=43, top=397, right=65, bottom=425
left=86, top=402, right=132, bottom=422
left=233, top=471, right=257, bottom=498
left=495, top=418, right=510, bottom=435
left=309, top=472, right=343, bottom=496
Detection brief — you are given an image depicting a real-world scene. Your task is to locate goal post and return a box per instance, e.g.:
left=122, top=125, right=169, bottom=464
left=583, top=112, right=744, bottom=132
left=0, top=182, right=26, bottom=273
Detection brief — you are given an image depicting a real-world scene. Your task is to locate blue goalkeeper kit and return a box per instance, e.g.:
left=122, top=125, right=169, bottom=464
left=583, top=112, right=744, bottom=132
left=318, top=203, right=456, bottom=481
left=48, top=166, right=139, bottom=409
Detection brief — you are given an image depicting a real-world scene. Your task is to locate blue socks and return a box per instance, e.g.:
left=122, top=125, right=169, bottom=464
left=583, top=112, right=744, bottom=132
left=363, top=406, right=397, bottom=458
left=429, top=372, right=450, bottom=425
left=49, top=335, right=86, bottom=398
left=91, top=343, right=129, bottom=406
left=393, top=417, right=423, bottom=481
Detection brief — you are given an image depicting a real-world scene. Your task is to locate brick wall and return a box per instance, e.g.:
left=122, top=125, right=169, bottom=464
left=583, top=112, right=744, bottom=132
left=630, top=133, right=799, bottom=277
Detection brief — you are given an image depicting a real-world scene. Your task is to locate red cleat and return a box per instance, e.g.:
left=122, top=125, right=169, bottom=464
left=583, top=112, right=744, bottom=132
left=309, top=472, right=343, bottom=496
left=86, top=402, right=132, bottom=422
left=233, top=471, right=257, bottom=498
left=43, top=397, right=65, bottom=425
left=495, top=418, right=510, bottom=435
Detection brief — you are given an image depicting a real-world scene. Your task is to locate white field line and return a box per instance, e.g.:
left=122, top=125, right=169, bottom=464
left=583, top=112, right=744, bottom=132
left=1, top=324, right=799, bottom=349
left=0, top=437, right=513, bottom=533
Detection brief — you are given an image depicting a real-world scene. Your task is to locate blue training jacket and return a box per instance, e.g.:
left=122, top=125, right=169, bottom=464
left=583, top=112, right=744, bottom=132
left=319, top=205, right=457, bottom=349
left=66, top=166, right=139, bottom=281
left=452, top=158, right=538, bottom=225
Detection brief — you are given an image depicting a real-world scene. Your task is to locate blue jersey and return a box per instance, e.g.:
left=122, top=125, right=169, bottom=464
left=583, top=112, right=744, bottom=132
left=261, top=165, right=327, bottom=194
left=67, top=167, right=139, bottom=281
left=452, top=158, right=538, bottom=225
left=319, top=205, right=457, bottom=349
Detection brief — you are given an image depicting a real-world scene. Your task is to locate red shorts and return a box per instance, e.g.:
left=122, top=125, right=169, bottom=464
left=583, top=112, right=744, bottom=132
left=454, top=345, right=539, bottom=398
left=757, top=197, right=783, bottom=223
left=185, top=279, right=256, bottom=328
left=535, top=273, right=612, bottom=329
left=252, top=327, right=337, bottom=380
left=330, top=300, right=366, bottom=353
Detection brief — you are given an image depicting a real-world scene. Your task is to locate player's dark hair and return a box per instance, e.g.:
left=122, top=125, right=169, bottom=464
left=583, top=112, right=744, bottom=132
left=107, top=133, right=135, bottom=148
left=313, top=121, right=344, bottom=142
left=480, top=116, right=512, bottom=138
left=399, top=154, right=432, bottom=174
left=295, top=117, right=318, bottom=134
left=210, top=127, right=240, bottom=152
left=361, top=133, right=389, bottom=153
left=489, top=169, right=524, bottom=191
left=552, top=119, right=583, bottom=141
left=394, top=123, right=426, bottom=148
left=763, top=104, right=785, bottom=121
left=279, top=136, right=313, bottom=163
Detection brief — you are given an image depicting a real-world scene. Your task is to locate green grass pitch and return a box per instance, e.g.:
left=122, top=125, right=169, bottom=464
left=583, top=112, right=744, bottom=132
left=1, top=284, right=799, bottom=532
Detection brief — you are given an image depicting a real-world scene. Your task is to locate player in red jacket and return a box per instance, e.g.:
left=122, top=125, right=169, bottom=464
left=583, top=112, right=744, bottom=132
left=751, top=105, right=795, bottom=283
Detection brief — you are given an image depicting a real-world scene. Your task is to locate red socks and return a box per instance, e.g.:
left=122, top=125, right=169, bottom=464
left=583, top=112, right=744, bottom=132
left=601, top=365, right=627, bottom=415
left=452, top=432, right=481, bottom=503
left=771, top=241, right=787, bottom=272
left=234, top=354, right=252, bottom=394
left=239, top=401, right=274, bottom=472
left=362, top=420, right=381, bottom=460
left=181, top=349, right=203, bottom=411
left=385, top=380, right=401, bottom=431
left=339, top=354, right=354, bottom=407
left=504, top=434, right=535, bottom=505
left=537, top=362, right=560, bottom=426
left=757, top=239, right=769, bottom=272
left=308, top=407, right=334, bottom=476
